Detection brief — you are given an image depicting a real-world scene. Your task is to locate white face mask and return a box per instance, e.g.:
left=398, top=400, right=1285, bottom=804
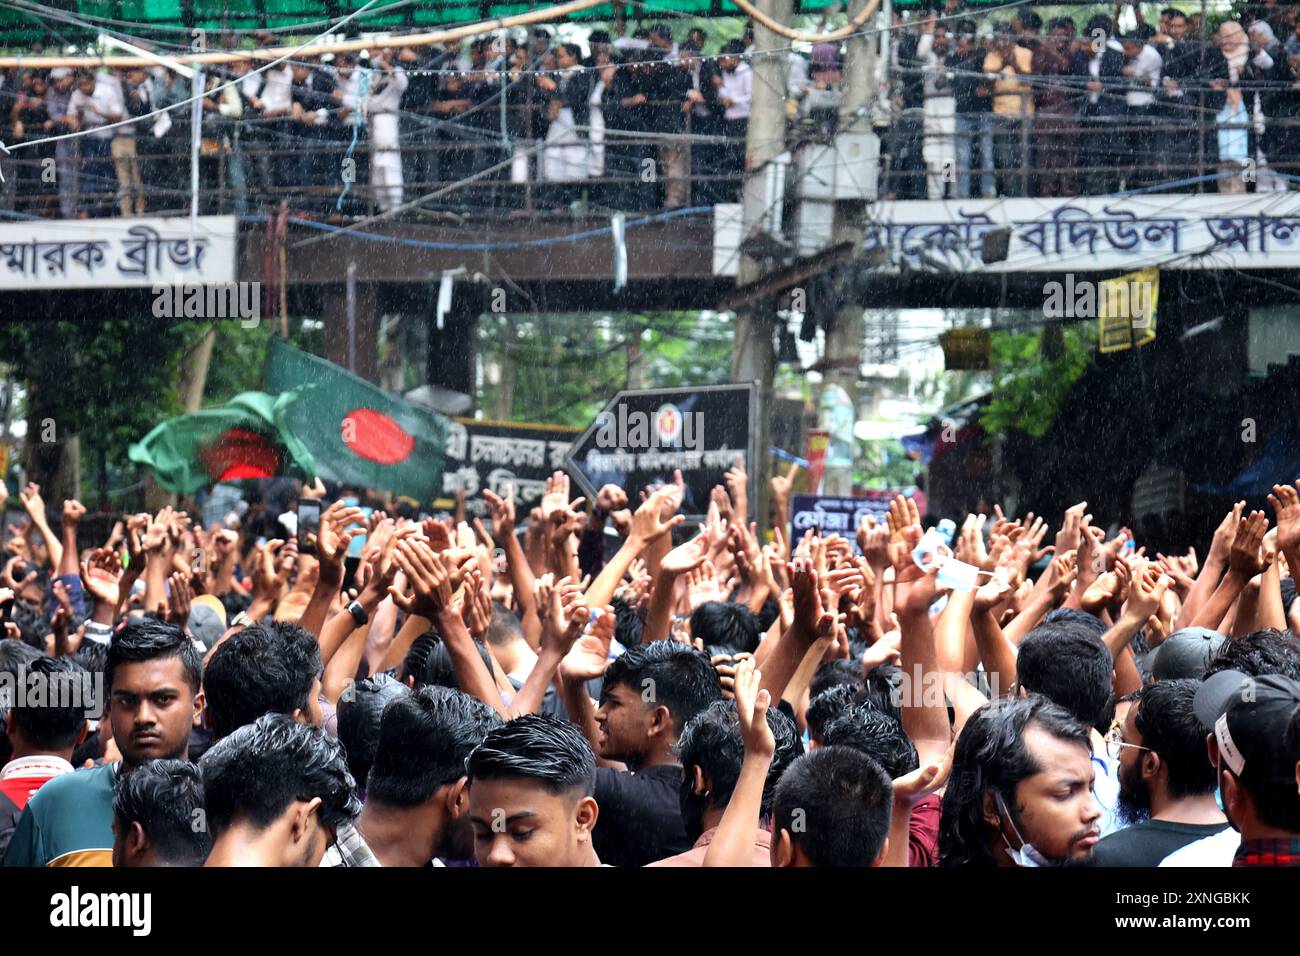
left=995, top=793, right=1058, bottom=868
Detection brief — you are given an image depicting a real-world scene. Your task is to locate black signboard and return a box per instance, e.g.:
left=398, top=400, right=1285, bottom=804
left=564, top=384, right=759, bottom=522
left=439, top=418, right=581, bottom=519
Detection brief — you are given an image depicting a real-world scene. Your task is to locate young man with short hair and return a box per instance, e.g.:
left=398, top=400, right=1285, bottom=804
left=1193, top=671, right=1300, bottom=866
left=323, top=686, right=502, bottom=867
left=466, top=714, right=601, bottom=867
left=1093, top=679, right=1229, bottom=866
left=112, top=759, right=210, bottom=867
left=559, top=640, right=722, bottom=866
left=5, top=619, right=202, bottom=867
left=201, top=621, right=323, bottom=740
left=201, top=714, right=359, bottom=867
left=649, top=697, right=803, bottom=866
left=0, top=656, right=89, bottom=863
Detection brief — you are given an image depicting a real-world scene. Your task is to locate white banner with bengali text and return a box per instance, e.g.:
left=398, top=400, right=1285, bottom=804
left=0, top=215, right=237, bottom=289
left=864, top=194, right=1300, bottom=272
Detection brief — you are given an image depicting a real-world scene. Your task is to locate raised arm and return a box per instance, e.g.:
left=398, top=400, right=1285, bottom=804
left=703, top=657, right=773, bottom=867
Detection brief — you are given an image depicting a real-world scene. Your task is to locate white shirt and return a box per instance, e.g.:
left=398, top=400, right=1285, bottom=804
left=69, top=78, right=123, bottom=140
left=719, top=62, right=752, bottom=120
left=366, top=66, right=408, bottom=115
left=787, top=52, right=810, bottom=97
left=259, top=64, right=293, bottom=113
left=1158, top=826, right=1240, bottom=866
left=1126, top=45, right=1163, bottom=106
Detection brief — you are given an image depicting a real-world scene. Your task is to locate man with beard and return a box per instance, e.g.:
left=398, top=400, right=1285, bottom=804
left=1092, top=679, right=1229, bottom=866
left=322, top=686, right=502, bottom=866
left=4, top=620, right=203, bottom=867
left=939, top=696, right=1102, bottom=867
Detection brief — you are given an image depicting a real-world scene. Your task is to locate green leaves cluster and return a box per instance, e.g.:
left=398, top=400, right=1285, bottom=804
left=980, top=324, right=1092, bottom=439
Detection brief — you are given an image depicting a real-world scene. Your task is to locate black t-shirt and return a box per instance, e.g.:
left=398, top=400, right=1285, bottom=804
left=1092, top=819, right=1230, bottom=867
left=592, top=763, right=689, bottom=867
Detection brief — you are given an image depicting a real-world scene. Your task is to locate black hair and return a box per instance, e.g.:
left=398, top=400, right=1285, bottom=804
left=1017, top=620, right=1113, bottom=729
left=822, top=705, right=920, bottom=779
left=367, top=685, right=503, bottom=807
left=337, top=673, right=409, bottom=789
left=484, top=602, right=522, bottom=649
left=1048, top=17, right=1077, bottom=33
left=806, top=682, right=867, bottom=744
left=1133, top=679, right=1216, bottom=798
left=675, top=698, right=803, bottom=819
left=1086, top=14, right=1113, bottom=35
left=599, top=641, right=722, bottom=737
left=467, top=714, right=596, bottom=798
left=202, top=621, right=321, bottom=740
left=74, top=638, right=109, bottom=678
left=1204, top=628, right=1300, bottom=681
left=0, top=639, right=42, bottom=744
left=689, top=601, right=760, bottom=654
left=755, top=596, right=780, bottom=634
left=865, top=664, right=904, bottom=723
left=1020, top=10, right=1042, bottom=30
left=721, top=39, right=745, bottom=56
left=1162, top=7, right=1187, bottom=18
left=218, top=591, right=251, bottom=621
left=773, top=747, right=894, bottom=866
left=400, top=629, right=495, bottom=690
left=611, top=597, right=644, bottom=647
left=199, top=713, right=359, bottom=837
left=809, top=658, right=865, bottom=701
left=1042, top=606, right=1107, bottom=638
left=6, top=655, right=89, bottom=751
left=106, top=618, right=202, bottom=696
left=114, top=758, right=211, bottom=866
left=938, top=696, right=1091, bottom=867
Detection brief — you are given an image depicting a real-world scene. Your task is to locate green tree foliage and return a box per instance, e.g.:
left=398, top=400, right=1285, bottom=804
left=980, top=325, right=1092, bottom=439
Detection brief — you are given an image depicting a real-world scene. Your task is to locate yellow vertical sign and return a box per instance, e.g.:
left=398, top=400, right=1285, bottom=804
left=1098, top=268, right=1159, bottom=354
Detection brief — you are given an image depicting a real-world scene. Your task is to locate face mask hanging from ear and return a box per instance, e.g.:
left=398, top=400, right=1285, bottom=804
left=995, top=792, right=1057, bottom=868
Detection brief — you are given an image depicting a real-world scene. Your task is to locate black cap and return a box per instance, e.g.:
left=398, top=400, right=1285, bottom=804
left=1194, top=670, right=1300, bottom=780
left=589, top=30, right=611, bottom=45
left=1151, top=628, right=1227, bottom=681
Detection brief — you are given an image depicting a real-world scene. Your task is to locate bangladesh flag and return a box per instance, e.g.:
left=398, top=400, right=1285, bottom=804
left=129, top=391, right=317, bottom=494
left=265, top=339, right=448, bottom=502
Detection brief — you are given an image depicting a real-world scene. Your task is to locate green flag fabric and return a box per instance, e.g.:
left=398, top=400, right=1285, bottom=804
left=129, top=391, right=317, bottom=494
left=265, top=339, right=448, bottom=502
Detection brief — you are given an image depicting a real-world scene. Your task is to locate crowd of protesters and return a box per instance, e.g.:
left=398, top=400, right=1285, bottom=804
left=890, top=4, right=1300, bottom=199
left=3, top=453, right=1300, bottom=868
left=9, top=6, right=1300, bottom=219
left=0, top=22, right=772, bottom=218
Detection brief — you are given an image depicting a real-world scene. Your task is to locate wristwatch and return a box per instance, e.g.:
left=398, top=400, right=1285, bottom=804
left=346, top=600, right=369, bottom=627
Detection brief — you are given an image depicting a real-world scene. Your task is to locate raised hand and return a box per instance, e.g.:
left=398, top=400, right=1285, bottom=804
left=892, top=742, right=956, bottom=805
left=1269, top=483, right=1300, bottom=555
left=724, top=455, right=748, bottom=520
left=18, top=483, right=47, bottom=524
left=483, top=485, right=518, bottom=542
left=1055, top=501, right=1088, bottom=555
left=166, top=571, right=193, bottom=627
left=1209, top=501, right=1247, bottom=564
left=1228, top=510, right=1270, bottom=579
left=63, top=499, right=87, bottom=524
left=857, top=515, right=890, bottom=572
left=80, top=547, right=123, bottom=607
left=595, top=483, right=628, bottom=515
left=733, top=656, right=774, bottom=760
left=389, top=539, right=454, bottom=619
left=791, top=556, right=837, bottom=638
left=686, top=561, right=727, bottom=610
left=541, top=471, right=571, bottom=519
left=629, top=487, right=685, bottom=545
left=661, top=532, right=708, bottom=576
left=770, top=461, right=800, bottom=506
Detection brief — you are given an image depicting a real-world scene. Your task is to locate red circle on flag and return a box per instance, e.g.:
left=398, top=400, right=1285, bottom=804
left=342, top=408, right=415, bottom=464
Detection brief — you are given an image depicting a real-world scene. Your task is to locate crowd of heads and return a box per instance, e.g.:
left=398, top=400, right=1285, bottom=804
left=3, top=463, right=1300, bottom=869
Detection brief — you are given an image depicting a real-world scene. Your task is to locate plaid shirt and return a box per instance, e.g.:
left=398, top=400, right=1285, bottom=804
left=320, top=822, right=381, bottom=868
left=1233, top=838, right=1300, bottom=867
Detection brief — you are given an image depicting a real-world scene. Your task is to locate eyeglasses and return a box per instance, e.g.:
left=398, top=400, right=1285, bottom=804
left=1103, top=728, right=1154, bottom=761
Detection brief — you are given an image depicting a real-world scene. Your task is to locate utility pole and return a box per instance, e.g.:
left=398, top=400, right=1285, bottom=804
left=820, top=0, right=878, bottom=496
left=732, top=0, right=791, bottom=528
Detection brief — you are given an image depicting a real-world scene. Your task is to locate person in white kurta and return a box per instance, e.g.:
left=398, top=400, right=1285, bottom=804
left=365, top=55, right=409, bottom=211
left=918, top=27, right=958, bottom=199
